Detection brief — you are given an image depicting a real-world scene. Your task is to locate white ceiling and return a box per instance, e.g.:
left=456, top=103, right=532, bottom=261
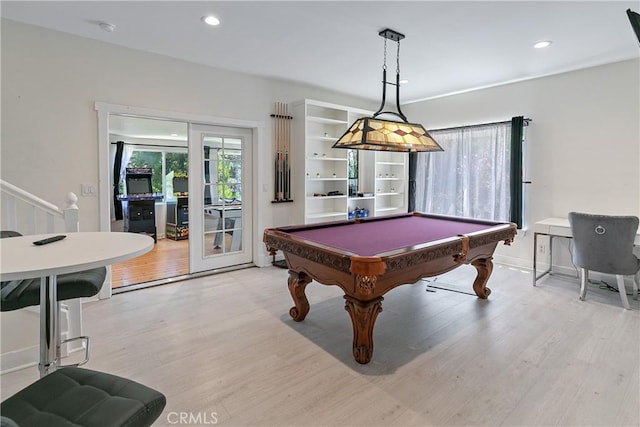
left=109, top=115, right=189, bottom=142
left=3, top=1, right=639, bottom=105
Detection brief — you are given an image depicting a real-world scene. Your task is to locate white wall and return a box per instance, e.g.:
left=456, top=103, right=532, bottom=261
left=0, top=19, right=378, bottom=371
left=2, top=19, right=638, bottom=275
left=0, top=18, right=376, bottom=238
left=404, top=59, right=640, bottom=268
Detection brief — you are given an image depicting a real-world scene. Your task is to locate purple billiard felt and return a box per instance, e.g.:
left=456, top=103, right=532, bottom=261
left=287, top=216, right=496, bottom=257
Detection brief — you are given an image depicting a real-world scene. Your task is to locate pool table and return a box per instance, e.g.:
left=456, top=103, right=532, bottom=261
left=263, top=212, right=517, bottom=364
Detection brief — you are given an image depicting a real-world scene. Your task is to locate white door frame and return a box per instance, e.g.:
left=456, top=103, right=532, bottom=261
left=95, top=102, right=265, bottom=298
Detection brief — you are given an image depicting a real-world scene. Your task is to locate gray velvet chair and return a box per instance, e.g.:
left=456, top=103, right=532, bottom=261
left=568, top=212, right=640, bottom=309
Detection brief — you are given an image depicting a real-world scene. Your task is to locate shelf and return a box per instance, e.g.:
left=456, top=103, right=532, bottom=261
left=307, top=116, right=348, bottom=125
left=306, top=211, right=347, bottom=219
left=376, top=207, right=403, bottom=212
left=307, top=156, right=347, bottom=161
left=376, top=161, right=405, bottom=166
left=309, top=136, right=338, bottom=142
left=295, top=99, right=407, bottom=226
left=306, top=195, right=347, bottom=200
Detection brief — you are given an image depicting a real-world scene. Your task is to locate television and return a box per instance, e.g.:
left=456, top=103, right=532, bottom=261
left=627, top=9, right=640, bottom=46
left=126, top=176, right=152, bottom=195
left=173, top=177, right=188, bottom=195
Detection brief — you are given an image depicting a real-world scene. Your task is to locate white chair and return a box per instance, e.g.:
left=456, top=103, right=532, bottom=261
left=568, top=212, right=640, bottom=309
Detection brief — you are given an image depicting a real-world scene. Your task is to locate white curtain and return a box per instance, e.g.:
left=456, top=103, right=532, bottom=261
left=415, top=123, right=512, bottom=222
left=120, top=145, right=135, bottom=185
left=109, top=143, right=135, bottom=221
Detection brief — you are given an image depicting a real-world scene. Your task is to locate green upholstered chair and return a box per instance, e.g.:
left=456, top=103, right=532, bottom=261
left=0, top=367, right=166, bottom=426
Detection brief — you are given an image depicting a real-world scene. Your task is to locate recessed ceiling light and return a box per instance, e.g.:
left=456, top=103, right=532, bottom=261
left=533, top=40, right=552, bottom=49
left=170, top=133, right=179, bottom=137
left=98, top=22, right=116, bottom=33
left=202, top=15, right=220, bottom=26
left=399, top=79, right=409, bottom=84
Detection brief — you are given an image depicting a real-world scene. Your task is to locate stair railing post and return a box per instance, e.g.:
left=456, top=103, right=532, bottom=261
left=63, top=192, right=80, bottom=232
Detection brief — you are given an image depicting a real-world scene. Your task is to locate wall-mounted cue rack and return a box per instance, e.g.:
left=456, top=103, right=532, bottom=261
left=271, top=102, right=294, bottom=203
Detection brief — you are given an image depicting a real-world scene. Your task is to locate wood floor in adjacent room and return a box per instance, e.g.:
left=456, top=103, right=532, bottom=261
left=111, top=238, right=189, bottom=288
left=111, top=234, right=236, bottom=289
left=2, top=264, right=639, bottom=426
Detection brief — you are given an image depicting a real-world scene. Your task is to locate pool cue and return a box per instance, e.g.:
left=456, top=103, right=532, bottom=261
left=277, top=102, right=284, bottom=201
left=284, top=103, right=290, bottom=201
left=271, top=102, right=293, bottom=202
left=272, top=103, right=279, bottom=200
left=288, top=103, right=291, bottom=200
left=274, top=103, right=278, bottom=201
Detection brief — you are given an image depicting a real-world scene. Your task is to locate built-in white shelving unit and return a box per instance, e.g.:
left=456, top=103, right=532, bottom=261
left=292, top=99, right=409, bottom=224
left=373, top=151, right=408, bottom=216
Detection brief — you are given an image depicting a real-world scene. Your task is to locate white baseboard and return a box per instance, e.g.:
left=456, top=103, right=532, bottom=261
left=256, top=253, right=277, bottom=268
left=0, top=301, right=85, bottom=374
left=0, top=345, right=38, bottom=374
left=493, top=253, right=534, bottom=271
left=0, top=338, right=87, bottom=375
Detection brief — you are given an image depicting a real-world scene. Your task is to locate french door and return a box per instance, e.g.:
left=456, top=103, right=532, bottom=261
left=188, top=124, right=253, bottom=273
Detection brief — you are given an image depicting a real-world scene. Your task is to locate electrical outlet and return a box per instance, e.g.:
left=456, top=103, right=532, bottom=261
left=538, top=243, right=546, bottom=254
left=81, top=183, right=97, bottom=197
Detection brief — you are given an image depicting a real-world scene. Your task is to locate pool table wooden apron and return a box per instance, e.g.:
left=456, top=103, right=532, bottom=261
left=264, top=212, right=517, bottom=364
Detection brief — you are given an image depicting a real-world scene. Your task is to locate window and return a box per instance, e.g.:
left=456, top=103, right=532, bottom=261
left=125, top=148, right=188, bottom=198
left=413, top=118, right=526, bottom=226
left=217, top=149, right=242, bottom=201
left=204, top=137, right=242, bottom=205
left=126, top=151, right=162, bottom=193
left=164, top=152, right=188, bottom=200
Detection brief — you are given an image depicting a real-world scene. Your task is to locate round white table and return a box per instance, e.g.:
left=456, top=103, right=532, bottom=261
left=0, top=232, right=154, bottom=376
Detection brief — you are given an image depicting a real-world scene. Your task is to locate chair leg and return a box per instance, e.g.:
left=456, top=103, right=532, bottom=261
left=632, top=272, right=638, bottom=301
left=56, top=301, right=62, bottom=366
left=616, top=275, right=631, bottom=310
left=579, top=268, right=588, bottom=301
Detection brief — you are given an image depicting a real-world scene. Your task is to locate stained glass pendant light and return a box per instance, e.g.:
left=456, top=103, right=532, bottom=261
left=333, top=29, right=443, bottom=153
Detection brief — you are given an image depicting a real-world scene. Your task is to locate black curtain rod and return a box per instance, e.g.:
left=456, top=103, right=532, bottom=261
left=110, top=141, right=186, bottom=149
left=428, top=118, right=531, bottom=133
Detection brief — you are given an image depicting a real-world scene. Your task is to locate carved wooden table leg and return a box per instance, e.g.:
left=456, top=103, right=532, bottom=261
left=344, top=295, right=383, bottom=364
left=471, top=257, right=493, bottom=299
left=288, top=270, right=313, bottom=321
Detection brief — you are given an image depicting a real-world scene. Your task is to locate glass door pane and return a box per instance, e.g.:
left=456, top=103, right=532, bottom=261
left=189, top=124, right=252, bottom=273
left=204, top=138, right=243, bottom=256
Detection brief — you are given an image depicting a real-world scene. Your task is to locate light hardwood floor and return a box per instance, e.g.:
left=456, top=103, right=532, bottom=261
left=111, top=238, right=189, bottom=288
left=2, top=264, right=639, bottom=426
left=111, top=235, right=236, bottom=289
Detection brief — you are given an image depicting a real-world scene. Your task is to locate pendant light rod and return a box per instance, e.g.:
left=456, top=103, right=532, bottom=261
left=332, top=27, right=443, bottom=152
left=373, top=28, right=408, bottom=122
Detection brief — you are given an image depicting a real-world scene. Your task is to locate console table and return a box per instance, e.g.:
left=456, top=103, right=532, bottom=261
left=533, top=217, right=640, bottom=285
